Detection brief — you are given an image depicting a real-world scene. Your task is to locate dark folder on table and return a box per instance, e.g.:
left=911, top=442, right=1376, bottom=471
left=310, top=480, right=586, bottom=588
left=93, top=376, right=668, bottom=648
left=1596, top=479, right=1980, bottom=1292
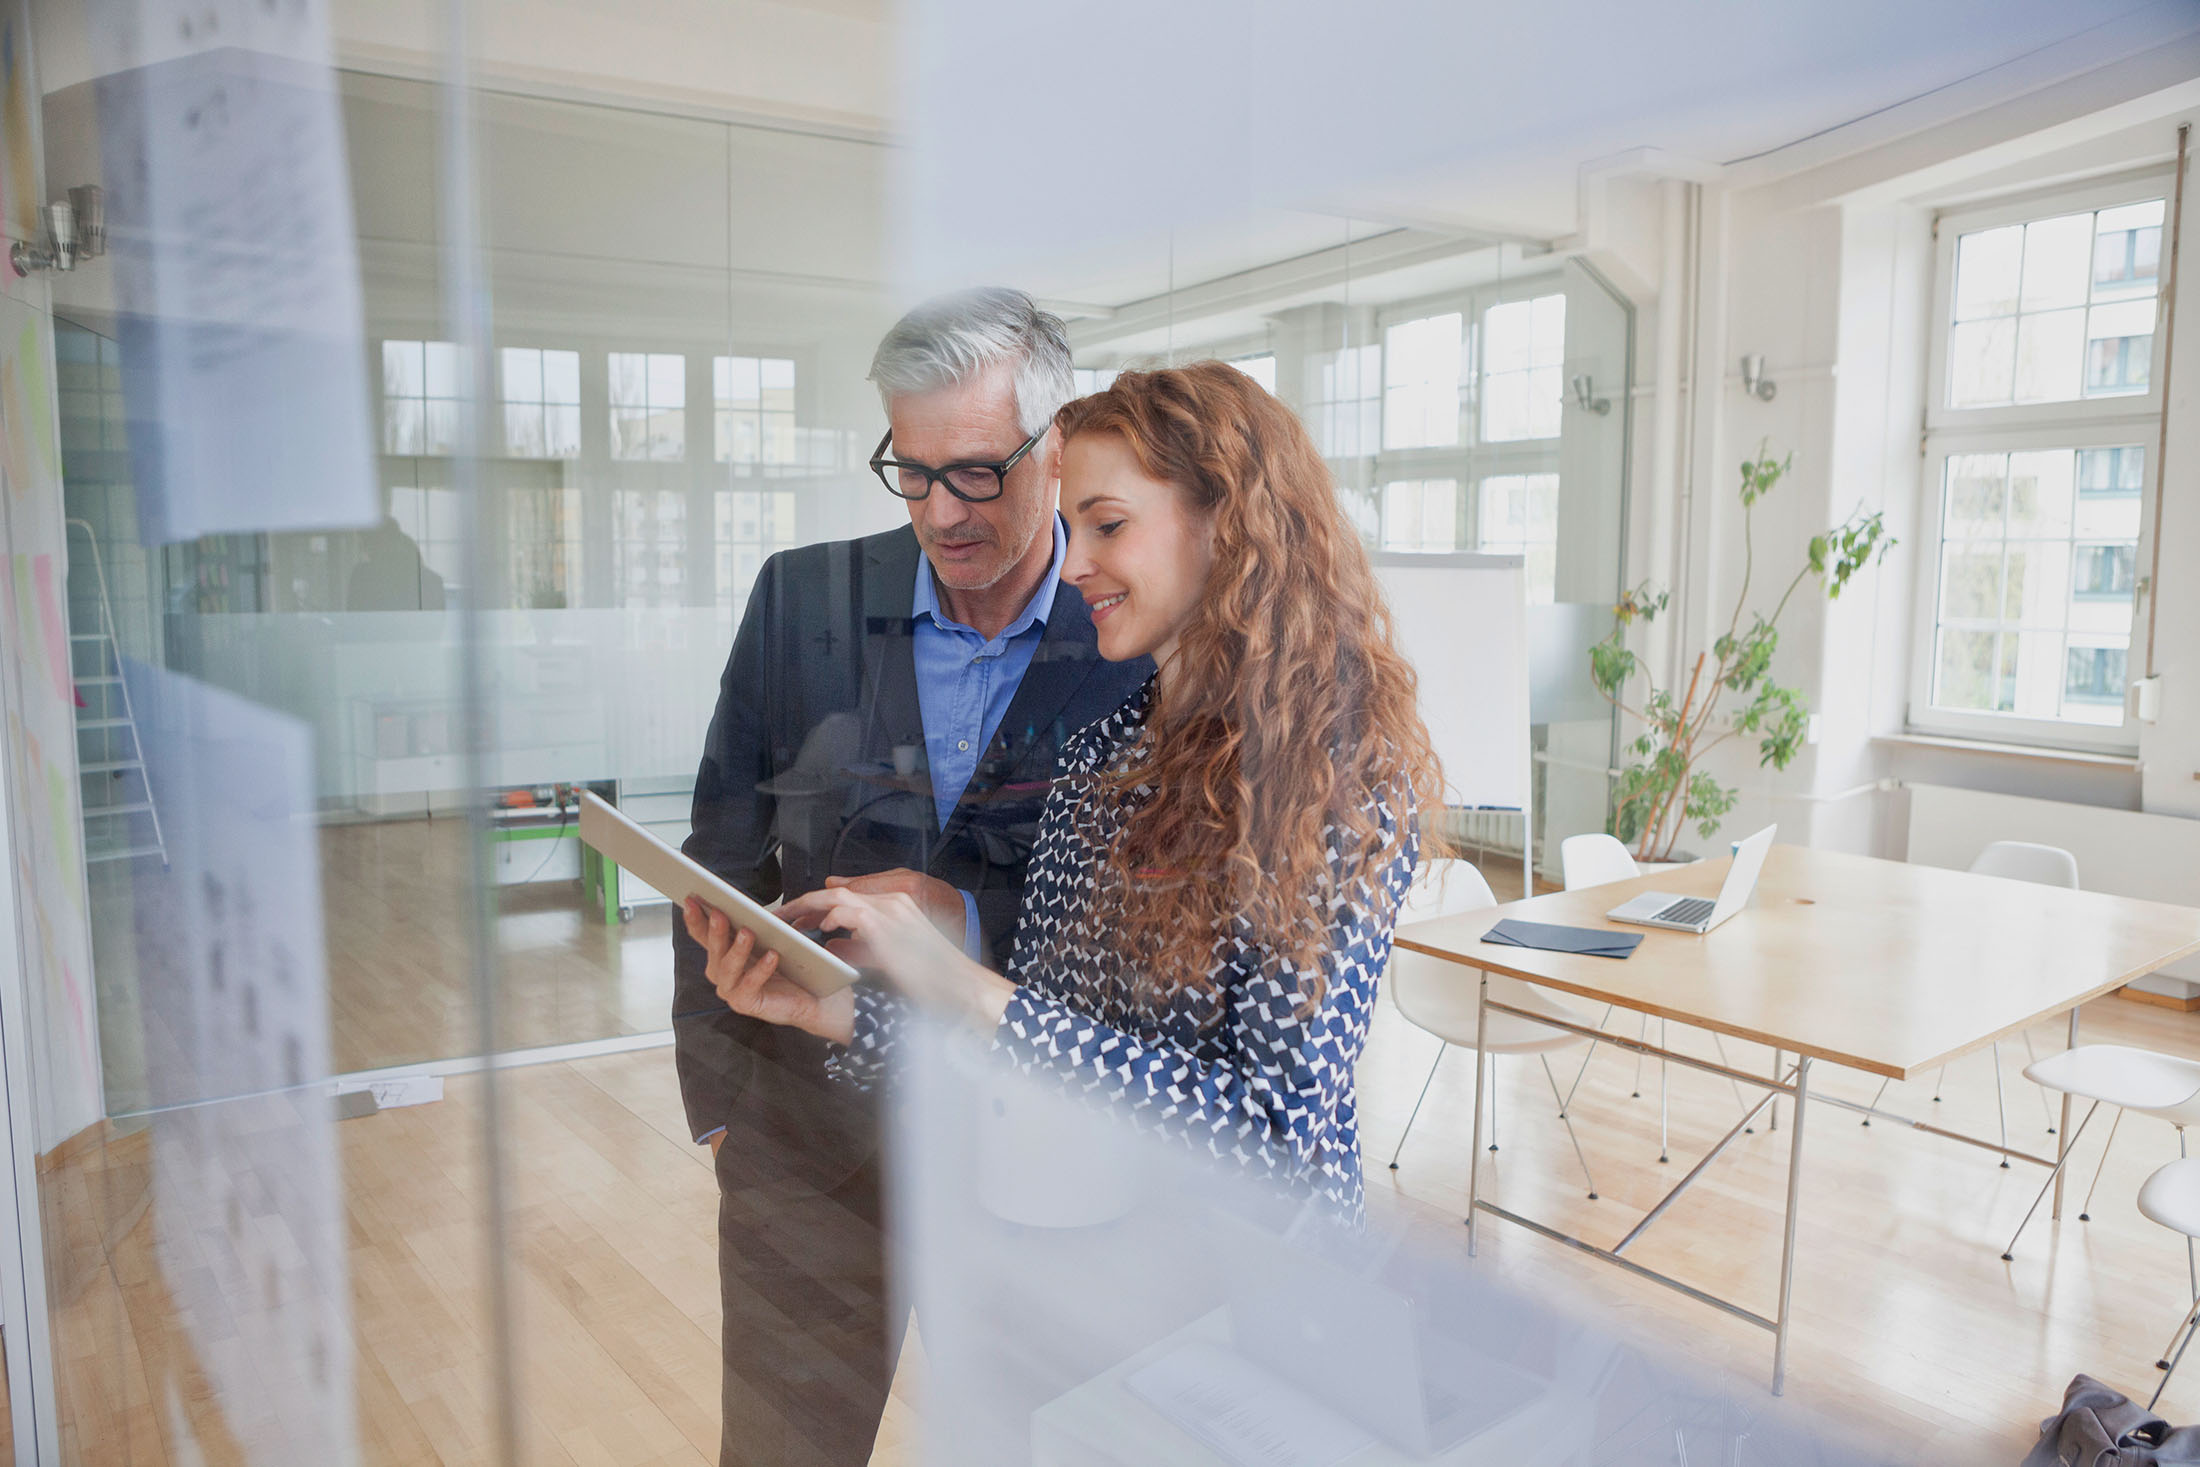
left=1480, top=918, right=1642, bottom=959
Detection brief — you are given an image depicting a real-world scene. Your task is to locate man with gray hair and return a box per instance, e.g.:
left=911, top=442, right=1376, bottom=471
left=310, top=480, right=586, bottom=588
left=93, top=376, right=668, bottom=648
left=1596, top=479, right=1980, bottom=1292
left=673, top=287, right=1151, bottom=1465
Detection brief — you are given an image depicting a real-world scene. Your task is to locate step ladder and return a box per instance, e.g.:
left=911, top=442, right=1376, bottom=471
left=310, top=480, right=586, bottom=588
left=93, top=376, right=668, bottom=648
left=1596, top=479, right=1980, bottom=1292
left=64, top=520, right=167, bottom=869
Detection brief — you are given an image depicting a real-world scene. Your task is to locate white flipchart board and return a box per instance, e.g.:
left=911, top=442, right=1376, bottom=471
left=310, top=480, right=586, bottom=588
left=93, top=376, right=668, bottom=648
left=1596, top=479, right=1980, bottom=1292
left=1373, top=553, right=1531, bottom=892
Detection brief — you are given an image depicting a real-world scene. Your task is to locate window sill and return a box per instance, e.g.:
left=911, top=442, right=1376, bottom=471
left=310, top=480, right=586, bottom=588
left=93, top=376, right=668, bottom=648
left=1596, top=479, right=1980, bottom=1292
left=1875, top=732, right=2140, bottom=769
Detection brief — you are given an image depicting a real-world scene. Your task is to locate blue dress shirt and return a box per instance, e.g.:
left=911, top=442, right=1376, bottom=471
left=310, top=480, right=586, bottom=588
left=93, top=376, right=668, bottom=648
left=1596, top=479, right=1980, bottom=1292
left=912, top=517, right=1067, bottom=956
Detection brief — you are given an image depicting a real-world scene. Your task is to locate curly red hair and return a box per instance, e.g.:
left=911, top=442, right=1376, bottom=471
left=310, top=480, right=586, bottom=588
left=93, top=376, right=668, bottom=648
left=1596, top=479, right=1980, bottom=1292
left=1055, top=361, right=1445, bottom=1002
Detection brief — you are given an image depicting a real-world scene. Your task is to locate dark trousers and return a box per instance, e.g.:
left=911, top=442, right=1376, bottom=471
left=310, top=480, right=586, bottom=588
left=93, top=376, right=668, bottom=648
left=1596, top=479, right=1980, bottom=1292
left=710, top=1054, right=900, bottom=1466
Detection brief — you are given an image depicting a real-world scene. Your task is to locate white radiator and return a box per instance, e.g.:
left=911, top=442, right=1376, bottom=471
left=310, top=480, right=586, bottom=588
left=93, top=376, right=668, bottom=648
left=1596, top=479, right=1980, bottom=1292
left=1906, top=783, right=2200, bottom=996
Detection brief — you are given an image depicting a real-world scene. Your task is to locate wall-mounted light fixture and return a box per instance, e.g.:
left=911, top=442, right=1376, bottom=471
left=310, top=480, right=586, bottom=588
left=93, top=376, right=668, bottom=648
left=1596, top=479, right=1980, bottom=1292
left=1739, top=354, right=1777, bottom=402
left=11, top=186, right=104, bottom=277
left=1569, top=373, right=1610, bottom=415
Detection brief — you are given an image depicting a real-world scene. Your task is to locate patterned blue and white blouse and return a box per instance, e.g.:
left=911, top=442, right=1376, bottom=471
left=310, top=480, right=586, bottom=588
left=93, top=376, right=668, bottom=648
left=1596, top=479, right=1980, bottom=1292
left=830, top=680, right=1418, bottom=1218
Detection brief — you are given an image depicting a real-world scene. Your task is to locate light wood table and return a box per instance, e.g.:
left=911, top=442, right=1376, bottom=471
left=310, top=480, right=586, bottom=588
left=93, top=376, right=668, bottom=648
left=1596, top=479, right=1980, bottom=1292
left=1392, top=843, right=2200, bottom=1393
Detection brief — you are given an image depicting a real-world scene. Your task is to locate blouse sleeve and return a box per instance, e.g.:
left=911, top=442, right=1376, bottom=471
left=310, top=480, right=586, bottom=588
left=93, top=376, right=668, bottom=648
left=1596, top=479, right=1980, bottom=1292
left=824, top=983, right=910, bottom=1092
left=992, top=800, right=1418, bottom=1193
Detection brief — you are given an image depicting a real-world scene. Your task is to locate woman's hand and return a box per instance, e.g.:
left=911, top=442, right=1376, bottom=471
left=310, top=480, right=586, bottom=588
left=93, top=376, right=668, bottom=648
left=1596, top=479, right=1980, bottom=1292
left=683, top=898, right=855, bottom=1046
left=822, top=868, right=967, bottom=945
left=777, top=886, right=1016, bottom=1035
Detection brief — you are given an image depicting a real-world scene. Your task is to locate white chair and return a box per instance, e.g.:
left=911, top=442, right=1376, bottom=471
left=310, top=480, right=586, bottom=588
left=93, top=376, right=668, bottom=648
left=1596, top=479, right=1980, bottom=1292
left=2001, top=1045, right=2200, bottom=1287
left=2139, top=1159, right=2200, bottom=1400
left=1555, top=833, right=1751, bottom=1162
left=1386, top=857, right=1600, bottom=1199
left=1899, top=842, right=2077, bottom=1155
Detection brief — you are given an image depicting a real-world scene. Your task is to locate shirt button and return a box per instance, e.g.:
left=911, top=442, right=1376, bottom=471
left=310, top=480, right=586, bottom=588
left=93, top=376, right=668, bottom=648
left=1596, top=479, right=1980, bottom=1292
left=958, top=740, right=970, bottom=751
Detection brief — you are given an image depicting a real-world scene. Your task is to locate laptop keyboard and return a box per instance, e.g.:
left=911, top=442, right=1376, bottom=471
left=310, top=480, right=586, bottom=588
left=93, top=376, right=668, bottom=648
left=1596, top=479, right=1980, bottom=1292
left=1657, top=897, right=1716, bottom=926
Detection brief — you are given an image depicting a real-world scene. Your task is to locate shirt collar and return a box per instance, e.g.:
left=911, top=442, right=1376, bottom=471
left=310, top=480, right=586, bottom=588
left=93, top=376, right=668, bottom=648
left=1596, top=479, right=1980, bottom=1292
left=911, top=515, right=1067, bottom=640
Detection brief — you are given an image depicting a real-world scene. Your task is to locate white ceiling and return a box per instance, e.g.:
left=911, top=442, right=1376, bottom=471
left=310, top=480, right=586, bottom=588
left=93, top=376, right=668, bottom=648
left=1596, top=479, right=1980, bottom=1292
left=894, top=0, right=2200, bottom=288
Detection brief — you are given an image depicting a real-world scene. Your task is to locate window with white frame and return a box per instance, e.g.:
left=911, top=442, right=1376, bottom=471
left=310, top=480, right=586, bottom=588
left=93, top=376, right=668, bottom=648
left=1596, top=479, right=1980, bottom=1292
left=715, top=356, right=797, bottom=469
left=1947, top=201, right=2162, bottom=408
left=382, top=340, right=463, bottom=456
left=1310, top=343, right=1381, bottom=459
left=609, top=351, right=687, bottom=462
left=1383, top=313, right=1464, bottom=450
left=1370, top=291, right=1568, bottom=576
left=1379, top=479, right=1460, bottom=553
left=499, top=347, right=581, bottom=459
left=1478, top=472, right=1559, bottom=603
left=1480, top=294, right=1566, bottom=442
left=1915, top=176, right=2167, bottom=750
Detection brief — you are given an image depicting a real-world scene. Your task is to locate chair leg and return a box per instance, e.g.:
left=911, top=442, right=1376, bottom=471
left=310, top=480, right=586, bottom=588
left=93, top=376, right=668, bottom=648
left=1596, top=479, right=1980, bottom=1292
left=1388, top=1042, right=1447, bottom=1170
left=2185, top=1132, right=2196, bottom=1308
left=1558, top=1003, right=1616, bottom=1118
left=2154, top=1290, right=2200, bottom=1412
left=1861, top=1076, right=1891, bottom=1127
left=1541, top=1054, right=1598, bottom=1200
left=2077, top=1108, right=2123, bottom=1221
left=2158, top=1137, right=2200, bottom=1370
left=2003, top=1100, right=2102, bottom=1260
left=2021, top=1029, right=2056, bottom=1133
left=2158, top=1287, right=2200, bottom=1377
left=1932, top=1064, right=1945, bottom=1103
left=1631, top=1013, right=1647, bottom=1098
left=1992, top=1042, right=2011, bottom=1168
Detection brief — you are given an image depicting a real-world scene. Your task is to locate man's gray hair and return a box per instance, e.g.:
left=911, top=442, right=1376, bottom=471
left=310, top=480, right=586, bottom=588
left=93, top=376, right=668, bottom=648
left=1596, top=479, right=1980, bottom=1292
left=868, top=287, right=1076, bottom=439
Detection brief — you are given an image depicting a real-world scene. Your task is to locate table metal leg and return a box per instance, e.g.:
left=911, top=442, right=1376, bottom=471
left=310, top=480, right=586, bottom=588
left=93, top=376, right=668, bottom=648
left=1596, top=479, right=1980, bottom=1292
left=1772, top=1056, right=1812, bottom=1396
left=1659, top=1020, right=1670, bottom=1163
left=1467, top=972, right=1489, bottom=1256
left=1771, top=1049, right=1782, bottom=1132
left=2054, top=1007, right=2079, bottom=1220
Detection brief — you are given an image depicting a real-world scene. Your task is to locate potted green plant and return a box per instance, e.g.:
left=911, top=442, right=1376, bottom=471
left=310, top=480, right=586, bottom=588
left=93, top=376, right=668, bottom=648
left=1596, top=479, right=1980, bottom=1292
left=1588, top=445, right=1894, bottom=864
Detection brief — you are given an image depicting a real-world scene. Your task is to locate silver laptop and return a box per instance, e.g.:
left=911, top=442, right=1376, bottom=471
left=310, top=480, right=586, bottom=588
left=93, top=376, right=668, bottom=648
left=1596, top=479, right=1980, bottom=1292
left=1607, top=823, right=1777, bottom=934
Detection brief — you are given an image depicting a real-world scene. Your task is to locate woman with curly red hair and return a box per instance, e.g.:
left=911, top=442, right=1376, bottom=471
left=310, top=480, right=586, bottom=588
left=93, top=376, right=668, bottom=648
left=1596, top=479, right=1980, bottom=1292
left=685, top=360, right=1444, bottom=1214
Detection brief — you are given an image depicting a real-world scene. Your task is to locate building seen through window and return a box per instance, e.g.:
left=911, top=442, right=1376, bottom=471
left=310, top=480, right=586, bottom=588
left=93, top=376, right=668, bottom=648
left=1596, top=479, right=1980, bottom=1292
left=1928, top=446, right=2141, bottom=726
left=1948, top=199, right=2163, bottom=407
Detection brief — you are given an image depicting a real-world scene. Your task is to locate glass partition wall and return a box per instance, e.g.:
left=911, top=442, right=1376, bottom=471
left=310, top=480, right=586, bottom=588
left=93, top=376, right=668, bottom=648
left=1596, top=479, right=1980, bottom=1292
left=10, top=35, right=1629, bottom=1465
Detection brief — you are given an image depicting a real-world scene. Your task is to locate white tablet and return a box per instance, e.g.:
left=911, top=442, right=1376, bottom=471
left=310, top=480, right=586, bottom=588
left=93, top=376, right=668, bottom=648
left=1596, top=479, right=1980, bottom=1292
left=578, top=792, right=861, bottom=998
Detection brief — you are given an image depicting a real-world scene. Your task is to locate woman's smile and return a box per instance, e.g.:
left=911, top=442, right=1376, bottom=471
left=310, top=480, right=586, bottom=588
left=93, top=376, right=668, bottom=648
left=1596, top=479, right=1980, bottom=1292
left=1087, top=590, right=1127, bottom=621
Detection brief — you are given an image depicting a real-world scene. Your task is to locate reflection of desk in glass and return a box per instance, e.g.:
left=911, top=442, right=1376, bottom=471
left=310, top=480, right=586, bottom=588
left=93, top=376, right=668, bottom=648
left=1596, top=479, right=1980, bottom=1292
left=488, top=800, right=581, bottom=886
left=578, top=777, right=693, bottom=924
left=1030, top=1308, right=1582, bottom=1466
left=347, top=691, right=608, bottom=805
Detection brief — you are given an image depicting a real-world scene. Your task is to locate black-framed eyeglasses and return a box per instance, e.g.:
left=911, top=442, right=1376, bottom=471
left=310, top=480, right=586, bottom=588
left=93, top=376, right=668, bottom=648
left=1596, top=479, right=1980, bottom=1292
left=869, top=427, right=1044, bottom=503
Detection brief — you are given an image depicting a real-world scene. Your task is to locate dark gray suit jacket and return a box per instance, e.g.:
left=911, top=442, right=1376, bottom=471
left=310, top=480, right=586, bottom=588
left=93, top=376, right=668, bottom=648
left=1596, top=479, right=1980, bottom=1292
left=672, top=523, right=1151, bottom=1180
